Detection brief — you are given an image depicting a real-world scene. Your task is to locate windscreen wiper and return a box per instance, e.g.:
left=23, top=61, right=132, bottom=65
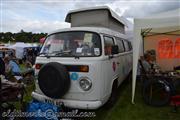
left=53, top=50, right=72, bottom=56
left=53, top=50, right=80, bottom=59
left=38, top=52, right=50, bottom=58
left=38, top=52, right=48, bottom=56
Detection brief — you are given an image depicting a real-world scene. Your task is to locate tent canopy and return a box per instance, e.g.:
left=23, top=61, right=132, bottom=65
left=132, top=8, right=180, bottom=103
left=10, top=42, right=32, bottom=49
left=9, top=42, right=32, bottom=59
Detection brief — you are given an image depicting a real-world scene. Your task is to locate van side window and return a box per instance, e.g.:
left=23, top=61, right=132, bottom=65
left=104, top=36, right=114, bottom=55
left=123, top=40, right=130, bottom=52
left=115, top=37, right=125, bottom=53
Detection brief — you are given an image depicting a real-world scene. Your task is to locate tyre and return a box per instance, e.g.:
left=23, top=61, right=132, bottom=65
left=142, top=79, right=172, bottom=106
left=105, top=80, right=118, bottom=109
left=38, top=62, right=70, bottom=99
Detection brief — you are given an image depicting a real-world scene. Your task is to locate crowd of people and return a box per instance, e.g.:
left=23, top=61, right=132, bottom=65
left=0, top=53, right=34, bottom=82
left=23, top=47, right=40, bottom=65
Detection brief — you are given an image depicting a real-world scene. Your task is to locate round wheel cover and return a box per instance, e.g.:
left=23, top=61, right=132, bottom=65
left=38, top=62, right=70, bottom=99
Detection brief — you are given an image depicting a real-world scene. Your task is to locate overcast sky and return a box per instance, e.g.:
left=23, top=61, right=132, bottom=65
left=1, top=0, right=180, bottom=33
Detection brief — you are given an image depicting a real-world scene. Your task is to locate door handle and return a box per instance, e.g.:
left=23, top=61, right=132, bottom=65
left=117, top=62, right=120, bottom=65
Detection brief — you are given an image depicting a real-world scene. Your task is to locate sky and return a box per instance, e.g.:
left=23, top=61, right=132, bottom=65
left=0, top=0, right=180, bottom=33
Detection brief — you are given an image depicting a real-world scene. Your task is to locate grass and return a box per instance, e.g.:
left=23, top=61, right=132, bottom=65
left=92, top=80, right=180, bottom=120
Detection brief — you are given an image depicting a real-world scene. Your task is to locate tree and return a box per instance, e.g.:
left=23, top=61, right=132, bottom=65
left=0, top=30, right=47, bottom=43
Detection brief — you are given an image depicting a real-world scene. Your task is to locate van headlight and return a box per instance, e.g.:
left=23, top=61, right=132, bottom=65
left=79, top=77, right=92, bottom=91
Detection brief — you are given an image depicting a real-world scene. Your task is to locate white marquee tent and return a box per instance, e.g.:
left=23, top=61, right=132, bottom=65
left=9, top=42, right=32, bottom=59
left=132, top=8, right=180, bottom=103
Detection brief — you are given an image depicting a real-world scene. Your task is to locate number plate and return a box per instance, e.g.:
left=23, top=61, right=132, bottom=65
left=44, top=99, right=63, bottom=107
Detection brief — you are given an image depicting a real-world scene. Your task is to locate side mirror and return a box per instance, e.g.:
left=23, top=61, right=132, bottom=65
left=111, top=45, right=119, bottom=55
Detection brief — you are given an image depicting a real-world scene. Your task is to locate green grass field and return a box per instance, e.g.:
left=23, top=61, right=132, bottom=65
left=92, top=80, right=180, bottom=120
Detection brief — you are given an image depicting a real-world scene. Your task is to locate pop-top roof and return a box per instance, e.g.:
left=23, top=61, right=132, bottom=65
left=65, top=6, right=128, bottom=27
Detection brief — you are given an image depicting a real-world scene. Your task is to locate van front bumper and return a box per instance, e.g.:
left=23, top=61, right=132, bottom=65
left=32, top=92, right=102, bottom=110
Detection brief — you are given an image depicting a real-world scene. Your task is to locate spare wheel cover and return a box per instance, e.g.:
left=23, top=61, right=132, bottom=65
left=38, top=62, right=70, bottom=99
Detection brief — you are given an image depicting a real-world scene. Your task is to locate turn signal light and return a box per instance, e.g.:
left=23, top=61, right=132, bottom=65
left=80, top=65, right=89, bottom=72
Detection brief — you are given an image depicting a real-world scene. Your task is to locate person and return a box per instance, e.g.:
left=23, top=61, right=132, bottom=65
left=0, top=57, right=5, bottom=75
left=141, top=53, right=152, bottom=73
left=25, top=61, right=32, bottom=70
left=23, top=61, right=34, bottom=82
left=4, top=56, right=21, bottom=76
left=137, top=53, right=152, bottom=76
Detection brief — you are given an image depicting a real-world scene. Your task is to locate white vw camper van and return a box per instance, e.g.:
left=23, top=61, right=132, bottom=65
left=32, top=6, right=132, bottom=109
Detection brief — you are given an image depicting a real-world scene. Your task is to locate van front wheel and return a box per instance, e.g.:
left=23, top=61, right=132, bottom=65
left=105, top=80, right=118, bottom=109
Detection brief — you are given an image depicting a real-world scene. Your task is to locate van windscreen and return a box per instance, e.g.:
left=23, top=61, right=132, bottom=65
left=40, top=31, right=101, bottom=57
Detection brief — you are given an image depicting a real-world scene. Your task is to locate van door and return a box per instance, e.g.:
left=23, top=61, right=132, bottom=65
left=127, top=41, right=133, bottom=73
left=115, top=37, right=126, bottom=85
left=123, top=40, right=131, bottom=75
left=102, top=36, right=118, bottom=98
